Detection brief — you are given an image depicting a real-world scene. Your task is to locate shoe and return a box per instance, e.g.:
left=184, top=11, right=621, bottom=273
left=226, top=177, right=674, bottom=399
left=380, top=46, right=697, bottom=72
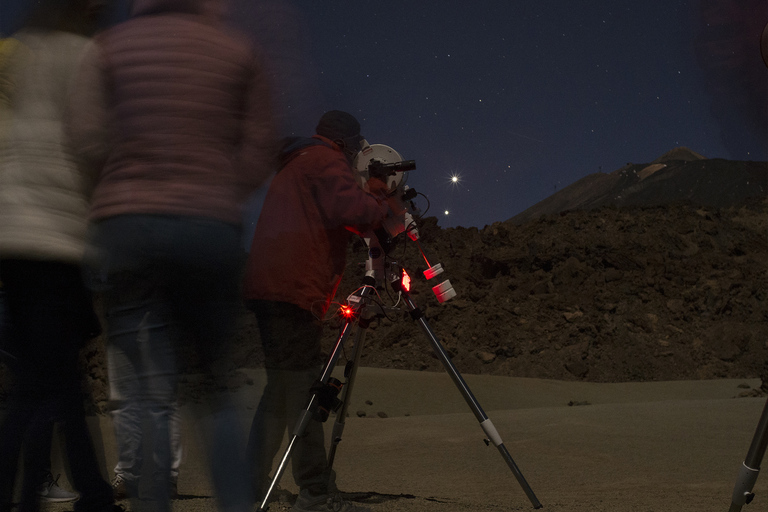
left=102, top=505, right=127, bottom=512
left=110, top=475, right=127, bottom=501
left=37, top=473, right=79, bottom=503
left=291, top=492, right=370, bottom=512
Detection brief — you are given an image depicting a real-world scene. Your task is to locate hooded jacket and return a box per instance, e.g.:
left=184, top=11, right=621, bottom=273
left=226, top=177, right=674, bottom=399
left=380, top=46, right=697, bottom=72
left=0, top=31, right=92, bottom=262
left=243, top=135, right=389, bottom=317
left=67, top=0, right=278, bottom=225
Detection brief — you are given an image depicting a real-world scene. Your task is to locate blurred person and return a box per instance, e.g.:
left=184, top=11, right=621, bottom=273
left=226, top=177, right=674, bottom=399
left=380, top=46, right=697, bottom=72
left=108, top=401, right=182, bottom=500
left=0, top=281, right=80, bottom=504
left=243, top=111, right=391, bottom=512
left=1, top=278, right=79, bottom=504
left=34, top=427, right=81, bottom=503
left=0, top=2, right=117, bottom=512
left=66, top=1, right=278, bottom=512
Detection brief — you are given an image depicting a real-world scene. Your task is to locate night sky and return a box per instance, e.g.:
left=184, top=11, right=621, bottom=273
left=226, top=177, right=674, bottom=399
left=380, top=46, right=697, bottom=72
left=3, top=0, right=767, bottom=230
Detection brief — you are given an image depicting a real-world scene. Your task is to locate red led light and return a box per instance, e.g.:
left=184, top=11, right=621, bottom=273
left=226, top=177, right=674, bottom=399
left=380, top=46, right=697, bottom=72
left=339, top=305, right=354, bottom=318
left=401, top=270, right=411, bottom=292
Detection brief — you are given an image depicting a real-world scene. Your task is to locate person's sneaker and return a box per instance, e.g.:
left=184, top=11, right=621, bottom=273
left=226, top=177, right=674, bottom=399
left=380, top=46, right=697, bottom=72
left=291, top=492, right=370, bottom=512
left=110, top=474, right=127, bottom=500
left=37, top=473, right=79, bottom=503
left=169, top=477, right=179, bottom=499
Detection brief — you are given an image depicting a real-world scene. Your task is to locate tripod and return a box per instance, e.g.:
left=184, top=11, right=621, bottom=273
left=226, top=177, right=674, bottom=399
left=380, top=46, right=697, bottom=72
left=729, top=396, right=768, bottom=511
left=256, top=268, right=543, bottom=510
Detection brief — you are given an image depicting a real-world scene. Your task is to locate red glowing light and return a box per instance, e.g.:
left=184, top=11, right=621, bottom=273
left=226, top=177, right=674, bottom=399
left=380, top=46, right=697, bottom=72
left=339, top=305, right=354, bottom=318
left=401, top=270, right=411, bottom=292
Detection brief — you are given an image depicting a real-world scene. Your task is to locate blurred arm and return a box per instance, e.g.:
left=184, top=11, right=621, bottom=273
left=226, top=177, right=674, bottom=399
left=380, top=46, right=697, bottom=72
left=235, top=50, right=280, bottom=197
left=65, top=39, right=109, bottom=178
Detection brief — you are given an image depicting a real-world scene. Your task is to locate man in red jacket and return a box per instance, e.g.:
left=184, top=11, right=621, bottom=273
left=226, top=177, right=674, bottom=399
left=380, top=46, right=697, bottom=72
left=243, top=111, right=388, bottom=512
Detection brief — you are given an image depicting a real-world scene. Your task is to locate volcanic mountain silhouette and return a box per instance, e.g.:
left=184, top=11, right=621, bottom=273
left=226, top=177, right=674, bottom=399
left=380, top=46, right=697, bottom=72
left=509, top=147, right=767, bottom=225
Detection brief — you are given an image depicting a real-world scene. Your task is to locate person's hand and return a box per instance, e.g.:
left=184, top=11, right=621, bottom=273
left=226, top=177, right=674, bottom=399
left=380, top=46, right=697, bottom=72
left=366, top=176, right=389, bottom=196
left=385, top=194, right=407, bottom=217
left=367, top=177, right=405, bottom=217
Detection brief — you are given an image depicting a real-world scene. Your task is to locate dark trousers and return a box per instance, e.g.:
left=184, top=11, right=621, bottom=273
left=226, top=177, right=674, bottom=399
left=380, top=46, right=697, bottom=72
left=0, top=259, right=112, bottom=512
left=245, top=300, right=331, bottom=499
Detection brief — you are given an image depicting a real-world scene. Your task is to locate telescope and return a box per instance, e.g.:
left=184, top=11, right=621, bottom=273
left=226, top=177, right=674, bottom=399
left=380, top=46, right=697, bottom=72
left=367, top=159, right=416, bottom=180
left=352, top=141, right=412, bottom=195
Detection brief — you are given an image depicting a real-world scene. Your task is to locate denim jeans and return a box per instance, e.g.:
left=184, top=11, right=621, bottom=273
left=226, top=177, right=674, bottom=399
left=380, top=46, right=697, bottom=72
left=88, top=214, right=251, bottom=512
left=108, top=336, right=183, bottom=488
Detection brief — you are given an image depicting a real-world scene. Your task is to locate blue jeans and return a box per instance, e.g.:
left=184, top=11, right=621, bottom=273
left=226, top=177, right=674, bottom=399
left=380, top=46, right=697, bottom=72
left=89, top=215, right=251, bottom=512
left=108, top=341, right=183, bottom=489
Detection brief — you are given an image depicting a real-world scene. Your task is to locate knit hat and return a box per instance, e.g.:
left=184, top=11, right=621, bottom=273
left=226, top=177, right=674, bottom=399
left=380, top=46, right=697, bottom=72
left=315, top=110, right=361, bottom=141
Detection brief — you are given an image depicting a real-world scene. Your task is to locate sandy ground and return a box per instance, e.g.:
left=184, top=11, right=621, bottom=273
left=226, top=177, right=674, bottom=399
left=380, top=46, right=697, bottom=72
left=41, top=368, right=768, bottom=512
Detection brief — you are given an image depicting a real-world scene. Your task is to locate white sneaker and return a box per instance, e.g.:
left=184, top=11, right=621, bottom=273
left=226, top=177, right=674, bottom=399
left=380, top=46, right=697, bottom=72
left=37, top=473, right=79, bottom=503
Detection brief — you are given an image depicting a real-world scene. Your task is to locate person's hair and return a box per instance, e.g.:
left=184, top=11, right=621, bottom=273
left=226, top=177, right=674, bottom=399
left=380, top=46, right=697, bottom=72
left=23, top=0, right=105, bottom=37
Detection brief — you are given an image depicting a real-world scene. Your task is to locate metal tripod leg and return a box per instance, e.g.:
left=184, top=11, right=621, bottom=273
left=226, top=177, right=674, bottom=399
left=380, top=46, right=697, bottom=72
left=327, top=318, right=369, bottom=471
left=729, top=396, right=768, bottom=511
left=257, top=312, right=360, bottom=511
left=399, top=289, right=543, bottom=509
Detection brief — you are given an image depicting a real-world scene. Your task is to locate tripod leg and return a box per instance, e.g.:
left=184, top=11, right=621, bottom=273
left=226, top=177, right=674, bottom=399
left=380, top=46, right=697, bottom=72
left=327, top=320, right=369, bottom=472
left=729, top=396, right=768, bottom=512
left=257, top=319, right=356, bottom=512
left=400, top=291, right=543, bottom=509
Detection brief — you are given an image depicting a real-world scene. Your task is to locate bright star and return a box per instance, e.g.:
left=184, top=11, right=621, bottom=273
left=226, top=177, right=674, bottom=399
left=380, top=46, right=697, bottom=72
left=444, top=210, right=450, bottom=215
left=447, top=172, right=462, bottom=187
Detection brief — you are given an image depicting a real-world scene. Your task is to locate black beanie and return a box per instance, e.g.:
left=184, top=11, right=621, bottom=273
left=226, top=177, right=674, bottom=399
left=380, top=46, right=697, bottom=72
left=315, top=110, right=361, bottom=141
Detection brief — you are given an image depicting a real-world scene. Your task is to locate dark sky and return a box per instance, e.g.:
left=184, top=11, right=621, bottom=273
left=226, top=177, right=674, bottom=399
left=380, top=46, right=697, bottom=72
left=3, top=0, right=767, bottom=229
left=237, top=0, right=768, bottom=229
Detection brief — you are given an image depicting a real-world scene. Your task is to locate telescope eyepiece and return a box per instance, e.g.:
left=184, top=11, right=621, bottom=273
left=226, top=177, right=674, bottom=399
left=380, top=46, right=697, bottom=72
left=367, top=159, right=416, bottom=180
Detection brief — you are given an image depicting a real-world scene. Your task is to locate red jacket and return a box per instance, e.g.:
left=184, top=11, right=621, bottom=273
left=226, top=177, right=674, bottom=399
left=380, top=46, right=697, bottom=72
left=243, top=136, right=389, bottom=317
left=67, top=0, right=277, bottom=225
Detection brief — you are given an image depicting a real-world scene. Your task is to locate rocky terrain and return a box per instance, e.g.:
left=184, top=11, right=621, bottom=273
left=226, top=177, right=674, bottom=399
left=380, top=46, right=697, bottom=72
left=2, top=150, right=767, bottom=411
left=228, top=152, right=768, bottom=392
left=326, top=199, right=767, bottom=386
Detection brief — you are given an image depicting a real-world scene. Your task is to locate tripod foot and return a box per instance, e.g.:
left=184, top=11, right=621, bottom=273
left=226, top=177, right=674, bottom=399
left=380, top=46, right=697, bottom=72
left=730, top=462, right=759, bottom=511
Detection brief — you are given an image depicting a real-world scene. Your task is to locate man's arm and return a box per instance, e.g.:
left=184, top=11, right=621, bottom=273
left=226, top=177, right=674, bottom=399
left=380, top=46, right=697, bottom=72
left=313, top=154, right=390, bottom=233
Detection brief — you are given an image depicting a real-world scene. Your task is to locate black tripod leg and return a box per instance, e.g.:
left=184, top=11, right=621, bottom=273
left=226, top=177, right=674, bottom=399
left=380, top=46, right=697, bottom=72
left=257, top=319, right=356, bottom=512
left=401, top=291, right=543, bottom=509
left=729, top=396, right=768, bottom=511
left=328, top=320, right=369, bottom=471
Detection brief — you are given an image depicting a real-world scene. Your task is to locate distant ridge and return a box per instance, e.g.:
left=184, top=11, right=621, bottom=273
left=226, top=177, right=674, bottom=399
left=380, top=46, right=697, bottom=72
left=508, top=147, right=767, bottom=225
left=651, top=146, right=706, bottom=163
